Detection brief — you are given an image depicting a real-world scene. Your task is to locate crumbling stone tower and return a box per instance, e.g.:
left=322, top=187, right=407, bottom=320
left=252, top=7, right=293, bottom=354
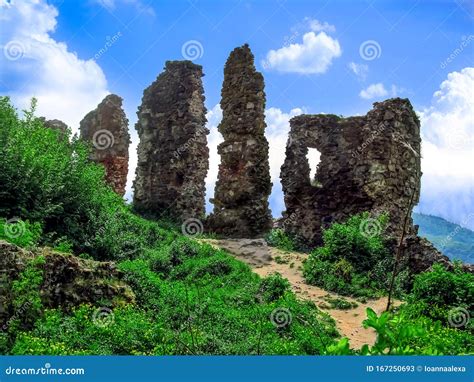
left=80, top=94, right=130, bottom=196
left=133, top=61, right=209, bottom=220
left=208, top=44, right=272, bottom=237
left=280, top=98, right=421, bottom=247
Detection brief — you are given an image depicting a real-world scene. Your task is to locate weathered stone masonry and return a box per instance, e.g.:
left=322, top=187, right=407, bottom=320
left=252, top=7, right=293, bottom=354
left=279, top=98, right=473, bottom=273
left=133, top=61, right=209, bottom=220
left=207, top=44, right=272, bottom=237
left=80, top=94, right=130, bottom=196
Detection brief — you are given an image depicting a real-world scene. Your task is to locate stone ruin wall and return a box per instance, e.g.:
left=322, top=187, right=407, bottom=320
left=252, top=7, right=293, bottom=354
left=207, top=44, right=272, bottom=237
left=280, top=98, right=472, bottom=273
left=80, top=94, right=130, bottom=196
left=133, top=61, right=209, bottom=221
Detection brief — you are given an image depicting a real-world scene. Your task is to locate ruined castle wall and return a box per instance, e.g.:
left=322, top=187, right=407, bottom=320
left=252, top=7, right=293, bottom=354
left=133, top=61, right=209, bottom=220
left=80, top=94, right=130, bottom=196
left=207, top=44, right=272, bottom=237
left=280, top=98, right=421, bottom=246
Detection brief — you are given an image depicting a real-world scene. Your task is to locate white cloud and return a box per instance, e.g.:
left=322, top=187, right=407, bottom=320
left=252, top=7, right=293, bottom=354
left=307, top=18, right=336, bottom=33
left=262, top=31, right=342, bottom=74
left=417, top=67, right=474, bottom=229
left=93, top=0, right=155, bottom=15
left=359, top=83, right=388, bottom=99
left=359, top=83, right=402, bottom=100
left=348, top=61, right=368, bottom=81
left=0, top=0, right=109, bottom=130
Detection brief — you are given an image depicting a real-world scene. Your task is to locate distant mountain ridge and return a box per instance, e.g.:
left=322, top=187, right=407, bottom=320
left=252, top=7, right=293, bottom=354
left=413, top=213, right=474, bottom=264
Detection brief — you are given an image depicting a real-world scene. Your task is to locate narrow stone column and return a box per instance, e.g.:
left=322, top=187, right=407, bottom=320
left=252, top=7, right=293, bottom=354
left=133, top=61, right=209, bottom=220
left=208, top=44, right=272, bottom=237
left=79, top=94, right=130, bottom=196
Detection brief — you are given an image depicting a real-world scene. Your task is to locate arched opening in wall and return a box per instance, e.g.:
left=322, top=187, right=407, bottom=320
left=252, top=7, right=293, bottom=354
left=306, top=147, right=321, bottom=187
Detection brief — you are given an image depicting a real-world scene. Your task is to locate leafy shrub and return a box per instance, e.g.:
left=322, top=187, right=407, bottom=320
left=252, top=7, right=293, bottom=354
left=265, top=229, right=297, bottom=251
left=258, top=273, right=291, bottom=302
left=406, top=264, right=473, bottom=327
left=303, top=212, right=405, bottom=298
left=0, top=218, right=42, bottom=248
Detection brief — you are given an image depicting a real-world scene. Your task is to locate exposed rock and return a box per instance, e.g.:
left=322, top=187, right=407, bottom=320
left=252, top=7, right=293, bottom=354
left=80, top=94, right=130, bottom=196
left=39, top=117, right=69, bottom=140
left=279, top=98, right=462, bottom=272
left=208, top=44, right=272, bottom=237
left=0, top=240, right=134, bottom=328
left=203, top=238, right=273, bottom=267
left=133, top=61, right=209, bottom=221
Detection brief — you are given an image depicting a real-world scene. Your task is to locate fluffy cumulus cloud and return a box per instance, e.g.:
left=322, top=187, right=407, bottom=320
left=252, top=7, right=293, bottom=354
left=359, top=83, right=402, bottom=100
left=262, top=24, right=342, bottom=74
left=417, top=67, right=474, bottom=229
left=204, top=105, right=311, bottom=217
left=348, top=62, right=368, bottom=81
left=0, top=0, right=109, bottom=130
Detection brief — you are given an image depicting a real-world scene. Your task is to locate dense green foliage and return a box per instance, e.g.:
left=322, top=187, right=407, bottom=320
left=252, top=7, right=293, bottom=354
left=0, top=98, right=338, bottom=355
left=1, top=97, right=472, bottom=356
left=413, top=212, right=474, bottom=264
left=265, top=229, right=297, bottom=252
left=303, top=213, right=409, bottom=298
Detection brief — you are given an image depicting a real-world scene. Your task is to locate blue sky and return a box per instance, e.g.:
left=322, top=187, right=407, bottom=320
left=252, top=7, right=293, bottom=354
left=1, top=0, right=473, bottom=228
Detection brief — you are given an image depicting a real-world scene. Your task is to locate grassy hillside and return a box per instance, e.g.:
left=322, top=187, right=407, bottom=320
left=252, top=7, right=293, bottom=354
left=413, top=213, right=474, bottom=264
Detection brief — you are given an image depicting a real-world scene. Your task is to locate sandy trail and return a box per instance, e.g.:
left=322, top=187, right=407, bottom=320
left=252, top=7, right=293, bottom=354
left=203, top=238, right=393, bottom=349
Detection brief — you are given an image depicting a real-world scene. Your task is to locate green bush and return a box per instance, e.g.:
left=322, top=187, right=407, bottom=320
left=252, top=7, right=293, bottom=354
left=406, top=264, right=473, bottom=327
left=0, top=218, right=42, bottom=248
left=258, top=273, right=291, bottom=302
left=265, top=229, right=297, bottom=251
left=303, top=212, right=405, bottom=298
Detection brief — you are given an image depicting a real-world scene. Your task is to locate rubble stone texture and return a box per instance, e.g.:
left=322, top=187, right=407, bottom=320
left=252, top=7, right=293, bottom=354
left=208, top=44, right=272, bottom=238
left=279, top=98, right=459, bottom=272
left=80, top=94, right=130, bottom=196
left=0, top=240, right=134, bottom=327
left=133, top=61, right=209, bottom=220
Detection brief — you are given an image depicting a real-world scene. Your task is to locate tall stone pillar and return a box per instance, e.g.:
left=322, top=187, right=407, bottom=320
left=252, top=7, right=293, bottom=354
left=133, top=61, right=209, bottom=220
left=208, top=44, right=272, bottom=237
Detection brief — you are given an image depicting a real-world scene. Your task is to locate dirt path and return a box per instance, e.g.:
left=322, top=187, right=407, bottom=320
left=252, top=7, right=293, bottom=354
left=202, top=238, right=393, bottom=349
